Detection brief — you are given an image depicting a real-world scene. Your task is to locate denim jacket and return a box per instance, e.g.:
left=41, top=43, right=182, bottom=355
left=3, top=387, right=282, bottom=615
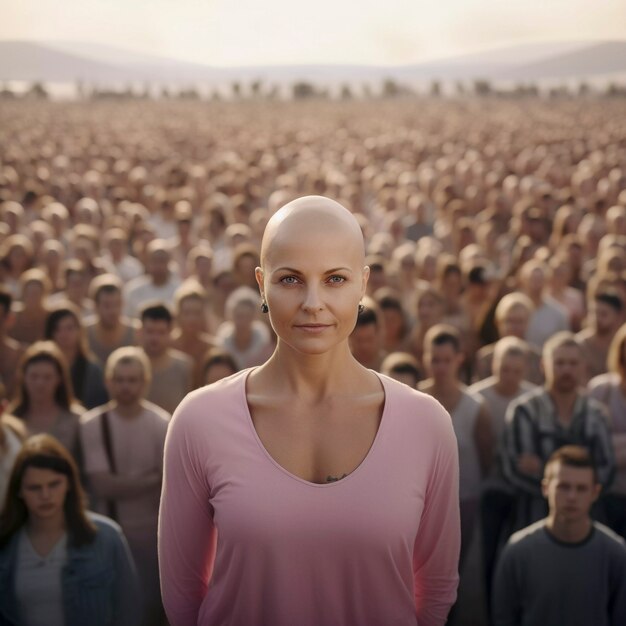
left=0, top=512, right=140, bottom=626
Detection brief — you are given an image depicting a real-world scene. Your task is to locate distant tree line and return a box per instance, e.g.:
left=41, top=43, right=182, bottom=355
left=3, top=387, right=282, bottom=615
left=2, top=78, right=626, bottom=102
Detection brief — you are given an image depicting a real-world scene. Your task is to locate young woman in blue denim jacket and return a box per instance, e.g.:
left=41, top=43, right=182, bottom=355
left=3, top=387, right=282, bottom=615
left=0, top=434, right=140, bottom=626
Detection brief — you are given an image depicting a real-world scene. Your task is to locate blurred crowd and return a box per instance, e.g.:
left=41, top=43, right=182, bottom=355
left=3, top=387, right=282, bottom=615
left=0, top=96, right=625, bottom=625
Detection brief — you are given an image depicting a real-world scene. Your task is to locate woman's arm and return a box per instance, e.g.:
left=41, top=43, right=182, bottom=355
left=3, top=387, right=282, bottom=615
left=158, top=400, right=217, bottom=626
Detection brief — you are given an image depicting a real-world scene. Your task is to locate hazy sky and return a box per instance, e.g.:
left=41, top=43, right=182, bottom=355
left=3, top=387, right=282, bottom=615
left=2, top=0, right=626, bottom=65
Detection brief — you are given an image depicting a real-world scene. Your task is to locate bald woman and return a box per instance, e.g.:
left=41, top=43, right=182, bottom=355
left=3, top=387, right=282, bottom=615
left=159, top=196, right=460, bottom=626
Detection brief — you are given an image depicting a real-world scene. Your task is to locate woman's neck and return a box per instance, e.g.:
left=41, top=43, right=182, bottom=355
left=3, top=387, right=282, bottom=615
left=262, top=343, right=364, bottom=401
left=27, top=514, right=66, bottom=536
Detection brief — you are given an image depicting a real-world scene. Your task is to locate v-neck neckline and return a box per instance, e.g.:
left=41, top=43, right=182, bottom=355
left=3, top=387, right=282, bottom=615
left=241, top=368, right=389, bottom=488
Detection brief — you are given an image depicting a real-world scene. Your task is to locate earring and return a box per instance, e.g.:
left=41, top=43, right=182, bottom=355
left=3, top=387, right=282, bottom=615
left=261, top=301, right=269, bottom=314
left=358, top=303, right=365, bottom=314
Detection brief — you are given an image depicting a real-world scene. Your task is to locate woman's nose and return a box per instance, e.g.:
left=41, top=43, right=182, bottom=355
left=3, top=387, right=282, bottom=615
left=302, top=286, right=323, bottom=311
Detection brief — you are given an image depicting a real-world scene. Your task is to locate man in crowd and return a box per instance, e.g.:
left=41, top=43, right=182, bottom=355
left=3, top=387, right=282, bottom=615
left=576, top=291, right=624, bottom=382
left=419, top=323, right=493, bottom=565
left=493, top=445, right=626, bottom=626
left=139, top=302, right=192, bottom=413
left=80, top=347, right=170, bottom=625
left=519, top=260, right=569, bottom=350
left=500, top=331, right=615, bottom=528
left=349, top=298, right=386, bottom=371
left=85, top=274, right=139, bottom=366
left=171, top=283, right=217, bottom=388
left=124, top=239, right=181, bottom=319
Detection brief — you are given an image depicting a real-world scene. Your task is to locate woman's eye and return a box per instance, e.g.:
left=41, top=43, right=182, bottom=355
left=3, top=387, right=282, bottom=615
left=328, top=275, right=346, bottom=284
left=280, top=276, right=299, bottom=284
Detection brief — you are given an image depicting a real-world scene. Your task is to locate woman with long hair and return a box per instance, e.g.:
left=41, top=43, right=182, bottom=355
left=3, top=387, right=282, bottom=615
left=44, top=304, right=108, bottom=410
left=6, top=341, right=83, bottom=462
left=0, top=434, right=139, bottom=626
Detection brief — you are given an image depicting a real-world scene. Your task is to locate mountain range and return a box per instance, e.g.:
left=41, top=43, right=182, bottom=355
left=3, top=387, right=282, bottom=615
left=1, top=39, right=625, bottom=89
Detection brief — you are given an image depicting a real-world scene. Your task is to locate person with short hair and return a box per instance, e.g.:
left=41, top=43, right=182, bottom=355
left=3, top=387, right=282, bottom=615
left=80, top=346, right=169, bottom=625
left=492, top=445, right=626, bottom=626
left=172, top=284, right=218, bottom=388
left=576, top=291, right=624, bottom=382
left=518, top=260, right=569, bottom=349
left=349, top=297, right=386, bottom=371
left=85, top=274, right=139, bottom=366
left=215, top=287, right=272, bottom=370
left=0, top=434, right=140, bottom=626
left=380, top=351, right=421, bottom=388
left=500, top=331, right=615, bottom=529
left=139, top=302, right=192, bottom=414
left=99, top=228, right=144, bottom=283
left=202, top=348, right=239, bottom=386
left=374, top=287, right=410, bottom=354
left=419, top=323, right=493, bottom=565
left=124, top=240, right=181, bottom=319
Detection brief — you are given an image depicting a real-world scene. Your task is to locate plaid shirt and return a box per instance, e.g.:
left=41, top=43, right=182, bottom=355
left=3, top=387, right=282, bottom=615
left=500, top=387, right=615, bottom=496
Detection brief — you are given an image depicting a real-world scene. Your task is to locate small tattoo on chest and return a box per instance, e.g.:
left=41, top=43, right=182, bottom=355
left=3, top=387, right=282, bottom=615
left=325, top=473, right=348, bottom=483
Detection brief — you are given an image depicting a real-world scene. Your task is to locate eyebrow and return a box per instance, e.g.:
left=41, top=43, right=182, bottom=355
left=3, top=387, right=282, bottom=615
left=272, top=267, right=353, bottom=275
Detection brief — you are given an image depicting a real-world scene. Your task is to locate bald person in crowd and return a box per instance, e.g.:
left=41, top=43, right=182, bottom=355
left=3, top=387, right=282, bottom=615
left=124, top=239, right=181, bottom=319
left=518, top=260, right=570, bottom=350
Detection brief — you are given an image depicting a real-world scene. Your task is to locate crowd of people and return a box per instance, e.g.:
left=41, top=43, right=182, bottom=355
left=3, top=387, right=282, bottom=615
left=0, top=95, right=625, bottom=625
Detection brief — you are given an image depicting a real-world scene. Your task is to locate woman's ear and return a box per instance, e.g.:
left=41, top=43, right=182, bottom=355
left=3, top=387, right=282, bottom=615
left=255, top=267, right=265, bottom=300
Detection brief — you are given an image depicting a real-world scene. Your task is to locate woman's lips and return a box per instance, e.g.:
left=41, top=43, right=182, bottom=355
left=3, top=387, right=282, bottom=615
left=294, top=324, right=331, bottom=333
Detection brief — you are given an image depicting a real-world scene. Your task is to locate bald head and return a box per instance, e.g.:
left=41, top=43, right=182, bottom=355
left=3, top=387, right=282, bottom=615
left=260, top=196, right=365, bottom=269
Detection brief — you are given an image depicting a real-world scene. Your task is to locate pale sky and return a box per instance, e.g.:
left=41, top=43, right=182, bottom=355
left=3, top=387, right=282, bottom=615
left=2, top=0, right=626, bottom=66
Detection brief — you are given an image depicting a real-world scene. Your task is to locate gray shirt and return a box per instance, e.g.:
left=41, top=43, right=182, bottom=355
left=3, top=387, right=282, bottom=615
left=15, top=530, right=67, bottom=626
left=493, top=520, right=626, bottom=626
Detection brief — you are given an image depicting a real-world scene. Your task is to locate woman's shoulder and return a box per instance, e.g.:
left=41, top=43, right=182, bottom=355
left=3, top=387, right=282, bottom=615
left=86, top=512, right=125, bottom=544
left=171, top=369, right=250, bottom=425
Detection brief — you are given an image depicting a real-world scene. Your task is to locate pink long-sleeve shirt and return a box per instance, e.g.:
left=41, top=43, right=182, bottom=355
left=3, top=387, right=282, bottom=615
left=158, top=369, right=460, bottom=626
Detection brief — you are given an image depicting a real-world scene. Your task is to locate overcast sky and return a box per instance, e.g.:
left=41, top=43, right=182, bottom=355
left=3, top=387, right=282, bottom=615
left=2, top=0, right=626, bottom=66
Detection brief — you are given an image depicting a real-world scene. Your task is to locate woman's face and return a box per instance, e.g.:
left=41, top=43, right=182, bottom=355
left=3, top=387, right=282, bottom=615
left=23, top=360, right=62, bottom=403
left=258, top=225, right=367, bottom=357
left=19, top=467, right=69, bottom=522
left=53, top=315, right=81, bottom=353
